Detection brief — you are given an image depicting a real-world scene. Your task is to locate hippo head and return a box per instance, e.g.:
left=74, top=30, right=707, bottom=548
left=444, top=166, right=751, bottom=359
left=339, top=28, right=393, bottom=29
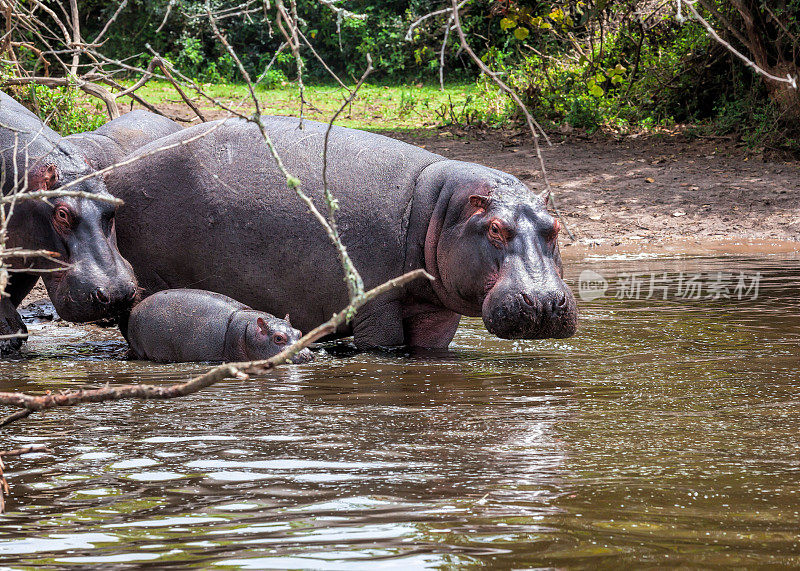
left=24, top=146, right=137, bottom=323
left=425, top=168, right=577, bottom=340
left=246, top=314, right=314, bottom=364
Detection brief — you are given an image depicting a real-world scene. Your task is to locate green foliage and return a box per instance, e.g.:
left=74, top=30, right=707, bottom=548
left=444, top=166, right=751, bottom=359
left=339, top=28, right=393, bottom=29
left=0, top=65, right=103, bottom=135
left=70, top=0, right=797, bottom=150
left=22, top=85, right=105, bottom=135
left=463, top=0, right=798, bottom=150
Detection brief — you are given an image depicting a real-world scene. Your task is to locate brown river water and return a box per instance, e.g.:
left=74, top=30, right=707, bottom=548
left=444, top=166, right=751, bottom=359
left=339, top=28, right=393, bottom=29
left=0, top=250, right=798, bottom=568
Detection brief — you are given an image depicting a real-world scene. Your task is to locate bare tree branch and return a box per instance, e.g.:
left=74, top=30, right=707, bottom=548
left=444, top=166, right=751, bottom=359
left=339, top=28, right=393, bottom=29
left=67, top=0, right=80, bottom=76
left=0, top=269, right=431, bottom=419
left=680, top=0, right=798, bottom=89
left=155, top=58, right=207, bottom=121
left=322, top=54, right=372, bottom=299
left=0, top=444, right=51, bottom=457
left=318, top=0, right=366, bottom=21
left=439, top=16, right=453, bottom=91
left=155, top=0, right=176, bottom=33
left=91, top=0, right=129, bottom=44
left=405, top=0, right=467, bottom=42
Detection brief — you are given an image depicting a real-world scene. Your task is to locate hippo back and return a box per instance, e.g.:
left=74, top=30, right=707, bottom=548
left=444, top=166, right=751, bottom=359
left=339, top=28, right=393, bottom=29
left=0, top=90, right=60, bottom=193
left=63, top=110, right=182, bottom=168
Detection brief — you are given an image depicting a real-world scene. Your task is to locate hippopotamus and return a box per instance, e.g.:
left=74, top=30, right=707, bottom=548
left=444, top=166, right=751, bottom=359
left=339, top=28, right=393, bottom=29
left=0, top=90, right=61, bottom=193
left=126, top=288, right=313, bottom=363
left=0, top=93, right=181, bottom=353
left=107, top=116, right=577, bottom=349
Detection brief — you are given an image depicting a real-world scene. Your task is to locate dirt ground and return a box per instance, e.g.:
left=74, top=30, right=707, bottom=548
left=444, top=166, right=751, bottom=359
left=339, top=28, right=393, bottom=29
left=388, top=128, right=800, bottom=248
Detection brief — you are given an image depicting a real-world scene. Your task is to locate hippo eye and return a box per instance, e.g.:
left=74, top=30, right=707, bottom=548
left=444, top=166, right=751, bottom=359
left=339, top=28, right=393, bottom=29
left=272, top=332, right=288, bottom=345
left=53, top=206, right=74, bottom=230
left=488, top=219, right=511, bottom=245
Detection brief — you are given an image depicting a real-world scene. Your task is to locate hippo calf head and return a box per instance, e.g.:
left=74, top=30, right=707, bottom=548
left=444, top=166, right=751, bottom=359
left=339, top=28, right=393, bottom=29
left=426, top=167, right=577, bottom=340
left=25, top=148, right=137, bottom=323
left=244, top=314, right=313, bottom=364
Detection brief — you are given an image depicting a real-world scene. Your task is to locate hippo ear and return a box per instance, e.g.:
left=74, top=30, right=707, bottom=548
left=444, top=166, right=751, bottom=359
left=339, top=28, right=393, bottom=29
left=29, top=163, right=58, bottom=191
left=469, top=195, right=491, bottom=211
left=284, top=314, right=291, bottom=326
left=256, top=317, right=269, bottom=336
left=538, top=187, right=551, bottom=205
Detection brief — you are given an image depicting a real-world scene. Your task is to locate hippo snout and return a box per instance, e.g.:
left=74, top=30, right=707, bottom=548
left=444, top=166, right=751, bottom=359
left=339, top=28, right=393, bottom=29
left=290, top=347, right=315, bottom=364
left=48, top=272, right=138, bottom=323
left=90, top=282, right=137, bottom=313
left=482, top=286, right=578, bottom=340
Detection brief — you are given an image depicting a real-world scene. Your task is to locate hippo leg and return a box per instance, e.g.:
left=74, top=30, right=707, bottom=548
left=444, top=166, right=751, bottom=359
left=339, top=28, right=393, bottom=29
left=403, top=306, right=461, bottom=349
left=0, top=273, right=37, bottom=354
left=352, top=294, right=405, bottom=349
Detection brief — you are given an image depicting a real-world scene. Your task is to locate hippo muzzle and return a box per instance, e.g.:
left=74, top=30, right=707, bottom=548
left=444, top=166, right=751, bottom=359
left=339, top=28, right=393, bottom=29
left=289, top=347, right=315, bottom=364
left=482, top=282, right=578, bottom=340
left=46, top=266, right=137, bottom=323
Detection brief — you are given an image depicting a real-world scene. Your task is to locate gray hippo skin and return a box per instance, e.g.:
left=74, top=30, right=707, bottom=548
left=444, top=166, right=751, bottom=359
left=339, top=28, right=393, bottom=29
left=0, top=90, right=61, bottom=193
left=127, top=288, right=313, bottom=363
left=0, top=94, right=181, bottom=353
left=62, top=109, right=183, bottom=167
left=109, top=117, right=577, bottom=349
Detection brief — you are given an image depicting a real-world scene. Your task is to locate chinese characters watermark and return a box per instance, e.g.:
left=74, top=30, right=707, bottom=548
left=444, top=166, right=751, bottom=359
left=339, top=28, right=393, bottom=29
left=578, top=270, right=761, bottom=302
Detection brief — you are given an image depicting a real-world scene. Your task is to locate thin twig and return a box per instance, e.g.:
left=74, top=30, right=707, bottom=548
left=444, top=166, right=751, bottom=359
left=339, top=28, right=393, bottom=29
left=0, top=444, right=50, bottom=456
left=91, top=0, right=129, bottom=44
left=322, top=54, right=373, bottom=299
left=155, top=58, right=207, bottom=121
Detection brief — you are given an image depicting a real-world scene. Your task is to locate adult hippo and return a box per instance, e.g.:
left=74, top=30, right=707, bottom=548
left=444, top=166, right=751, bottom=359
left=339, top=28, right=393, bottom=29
left=108, top=116, right=577, bottom=349
left=0, top=94, right=181, bottom=353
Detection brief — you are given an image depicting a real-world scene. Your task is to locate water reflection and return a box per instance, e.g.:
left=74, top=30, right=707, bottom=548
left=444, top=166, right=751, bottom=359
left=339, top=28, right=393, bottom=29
left=0, top=253, right=798, bottom=567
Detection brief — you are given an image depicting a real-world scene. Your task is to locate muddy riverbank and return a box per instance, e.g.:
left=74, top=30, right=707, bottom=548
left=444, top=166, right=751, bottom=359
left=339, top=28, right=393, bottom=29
left=389, top=128, right=800, bottom=246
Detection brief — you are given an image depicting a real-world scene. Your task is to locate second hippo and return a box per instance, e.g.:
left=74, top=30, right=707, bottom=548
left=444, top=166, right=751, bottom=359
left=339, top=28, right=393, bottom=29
left=127, top=289, right=313, bottom=364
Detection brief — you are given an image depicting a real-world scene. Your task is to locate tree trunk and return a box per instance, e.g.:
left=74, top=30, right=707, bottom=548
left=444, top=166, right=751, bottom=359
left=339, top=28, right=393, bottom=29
left=730, top=0, right=800, bottom=122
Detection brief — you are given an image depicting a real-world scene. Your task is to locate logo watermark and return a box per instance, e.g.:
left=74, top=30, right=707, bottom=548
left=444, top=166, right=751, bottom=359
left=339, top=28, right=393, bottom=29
left=578, top=270, right=608, bottom=301
left=578, top=270, right=761, bottom=302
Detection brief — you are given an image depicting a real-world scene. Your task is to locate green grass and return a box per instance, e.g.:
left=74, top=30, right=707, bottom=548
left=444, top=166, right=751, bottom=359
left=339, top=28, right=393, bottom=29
left=118, top=80, right=482, bottom=131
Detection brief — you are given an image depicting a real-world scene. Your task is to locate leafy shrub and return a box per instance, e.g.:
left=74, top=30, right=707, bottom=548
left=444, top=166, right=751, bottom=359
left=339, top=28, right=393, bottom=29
left=1, top=62, right=104, bottom=135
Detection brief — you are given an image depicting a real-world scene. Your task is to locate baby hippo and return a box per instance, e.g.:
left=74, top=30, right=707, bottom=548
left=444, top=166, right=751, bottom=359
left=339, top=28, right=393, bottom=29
left=127, top=289, right=313, bottom=364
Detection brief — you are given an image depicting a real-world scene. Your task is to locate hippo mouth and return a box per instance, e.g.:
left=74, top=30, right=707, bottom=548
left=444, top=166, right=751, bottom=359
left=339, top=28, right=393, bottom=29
left=44, top=271, right=136, bottom=324
left=482, top=287, right=578, bottom=340
left=289, top=347, right=315, bottom=364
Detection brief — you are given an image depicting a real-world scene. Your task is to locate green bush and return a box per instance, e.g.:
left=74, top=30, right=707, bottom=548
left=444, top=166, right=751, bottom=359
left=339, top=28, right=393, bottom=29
left=1, top=64, right=104, bottom=135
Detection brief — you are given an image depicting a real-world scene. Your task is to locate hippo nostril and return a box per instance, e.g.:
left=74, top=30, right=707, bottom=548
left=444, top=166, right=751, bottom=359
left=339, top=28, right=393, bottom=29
left=522, top=293, right=534, bottom=307
left=125, top=287, right=137, bottom=303
left=93, top=288, right=110, bottom=305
